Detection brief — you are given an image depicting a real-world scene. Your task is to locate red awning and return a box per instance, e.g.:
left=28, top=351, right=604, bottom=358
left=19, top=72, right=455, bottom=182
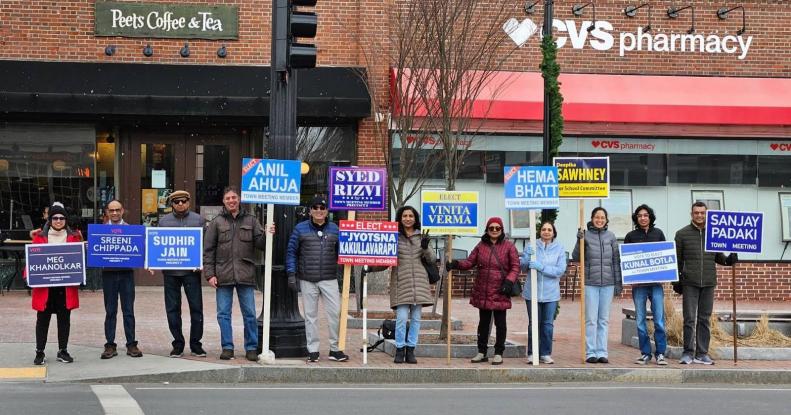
left=391, top=69, right=791, bottom=126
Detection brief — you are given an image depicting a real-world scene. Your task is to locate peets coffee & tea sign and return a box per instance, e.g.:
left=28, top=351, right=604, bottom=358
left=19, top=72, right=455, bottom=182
left=95, top=1, right=238, bottom=39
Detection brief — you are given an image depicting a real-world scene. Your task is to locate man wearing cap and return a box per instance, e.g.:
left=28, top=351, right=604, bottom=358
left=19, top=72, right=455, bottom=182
left=286, top=196, right=349, bottom=363
left=156, top=190, right=206, bottom=358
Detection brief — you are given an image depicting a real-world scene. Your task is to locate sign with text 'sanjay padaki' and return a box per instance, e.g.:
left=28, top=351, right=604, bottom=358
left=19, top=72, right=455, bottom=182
left=25, top=243, right=86, bottom=288
left=705, top=210, right=763, bottom=254
left=328, top=166, right=387, bottom=211
left=619, top=241, right=679, bottom=285
left=503, top=166, right=560, bottom=210
left=145, top=227, right=203, bottom=270
left=338, top=221, right=399, bottom=266
left=241, top=158, right=301, bottom=205
left=421, top=190, right=479, bottom=235
left=87, top=224, right=146, bottom=268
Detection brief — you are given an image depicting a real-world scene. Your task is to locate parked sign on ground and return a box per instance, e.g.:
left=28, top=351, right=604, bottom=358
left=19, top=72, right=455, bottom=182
left=421, top=190, right=479, bottom=235
left=338, top=221, right=399, bottom=266
left=87, top=224, right=146, bottom=268
left=145, top=227, right=203, bottom=270
left=619, top=241, right=679, bottom=284
left=241, top=158, right=301, bottom=205
left=25, top=243, right=86, bottom=287
left=503, top=166, right=559, bottom=210
left=553, top=157, right=610, bottom=199
left=705, top=210, right=763, bottom=253
left=329, top=167, right=387, bottom=211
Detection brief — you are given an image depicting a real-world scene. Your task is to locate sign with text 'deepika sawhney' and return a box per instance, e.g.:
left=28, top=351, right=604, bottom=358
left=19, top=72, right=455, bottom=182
left=421, top=190, right=479, bottom=235
left=553, top=157, right=610, bottom=199
left=241, top=158, right=302, bottom=205
left=705, top=210, right=763, bottom=254
left=338, top=221, right=399, bottom=266
left=503, top=166, right=560, bottom=210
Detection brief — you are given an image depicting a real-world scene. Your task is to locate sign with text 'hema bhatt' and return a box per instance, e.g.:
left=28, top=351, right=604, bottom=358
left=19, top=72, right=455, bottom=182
left=329, top=167, right=387, bottom=211
left=705, top=210, right=763, bottom=254
left=619, top=241, right=679, bottom=285
left=145, top=227, right=203, bottom=270
left=553, top=157, right=610, bottom=199
left=241, top=158, right=301, bottom=205
left=87, top=224, right=146, bottom=268
left=421, top=190, right=479, bottom=235
left=25, top=243, right=86, bottom=288
left=338, top=221, right=399, bottom=266
left=503, top=166, right=559, bottom=210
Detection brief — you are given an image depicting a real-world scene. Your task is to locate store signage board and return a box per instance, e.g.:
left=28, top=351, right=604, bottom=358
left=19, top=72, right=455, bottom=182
left=337, top=221, right=399, bottom=266
left=553, top=157, right=610, bottom=199
left=503, top=166, right=559, bottom=210
left=240, top=158, right=301, bottom=205
left=87, top=224, right=146, bottom=268
left=619, top=241, right=679, bottom=284
left=421, top=190, right=479, bottom=235
left=328, top=167, right=387, bottom=211
left=705, top=210, right=763, bottom=254
left=25, top=243, right=86, bottom=288
left=95, top=2, right=238, bottom=39
left=145, top=227, right=203, bottom=270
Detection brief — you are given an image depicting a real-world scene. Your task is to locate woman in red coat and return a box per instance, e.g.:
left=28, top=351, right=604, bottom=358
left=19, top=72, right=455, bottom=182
left=447, top=217, right=520, bottom=365
left=27, top=202, right=81, bottom=365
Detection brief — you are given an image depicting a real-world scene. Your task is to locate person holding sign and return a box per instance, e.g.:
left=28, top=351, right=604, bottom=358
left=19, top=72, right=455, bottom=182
left=573, top=207, right=622, bottom=364
left=27, top=202, right=82, bottom=365
left=520, top=220, right=567, bottom=365
left=286, top=196, right=349, bottom=363
left=447, top=217, right=520, bottom=365
left=624, top=204, right=668, bottom=366
left=674, top=202, right=738, bottom=365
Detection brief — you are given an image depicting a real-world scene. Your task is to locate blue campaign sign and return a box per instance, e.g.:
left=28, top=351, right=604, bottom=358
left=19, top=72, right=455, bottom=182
left=240, top=158, right=301, bottom=205
left=145, top=227, right=203, bottom=270
left=421, top=190, right=479, bottom=235
left=87, top=224, right=146, bottom=268
left=619, top=241, right=679, bottom=285
left=25, top=242, right=86, bottom=288
left=503, top=165, right=559, bottom=210
left=329, top=166, right=387, bottom=211
left=705, top=210, right=763, bottom=253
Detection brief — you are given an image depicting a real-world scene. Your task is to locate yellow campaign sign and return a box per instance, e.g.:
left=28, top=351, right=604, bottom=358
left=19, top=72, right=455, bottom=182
left=421, top=190, right=479, bottom=235
left=553, top=157, right=610, bottom=199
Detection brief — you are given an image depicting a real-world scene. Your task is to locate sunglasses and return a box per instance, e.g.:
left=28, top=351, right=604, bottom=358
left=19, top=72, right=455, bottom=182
left=51, top=216, right=66, bottom=221
left=172, top=199, right=189, bottom=205
left=488, top=226, right=502, bottom=231
left=311, top=205, right=327, bottom=211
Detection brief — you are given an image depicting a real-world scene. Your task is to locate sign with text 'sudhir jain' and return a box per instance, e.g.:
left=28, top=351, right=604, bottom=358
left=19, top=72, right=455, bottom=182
left=87, top=224, right=146, bottom=268
left=705, top=210, right=763, bottom=254
left=553, top=157, right=610, bottom=199
left=421, top=190, right=479, bottom=235
left=619, top=241, right=679, bottom=285
left=145, top=227, right=203, bottom=270
left=241, top=158, right=301, bottom=205
left=25, top=242, right=86, bottom=288
left=329, top=167, right=387, bottom=211
left=338, top=221, right=399, bottom=266
left=503, top=166, right=560, bottom=210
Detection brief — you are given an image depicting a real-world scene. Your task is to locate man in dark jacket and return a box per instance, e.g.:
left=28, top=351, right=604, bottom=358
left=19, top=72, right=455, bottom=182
left=286, top=196, right=348, bottom=363
left=157, top=190, right=206, bottom=358
left=674, top=201, right=737, bottom=365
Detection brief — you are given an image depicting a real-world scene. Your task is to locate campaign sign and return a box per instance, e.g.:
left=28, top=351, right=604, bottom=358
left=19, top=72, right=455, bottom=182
left=553, top=157, right=610, bottom=199
left=145, top=227, right=203, bottom=270
left=421, top=190, right=479, bottom=235
left=25, top=242, right=86, bottom=288
left=240, top=158, right=301, bottom=205
left=503, top=165, right=559, bottom=210
left=619, top=241, right=679, bottom=284
left=338, top=221, right=399, bottom=266
left=87, top=224, right=146, bottom=268
left=705, top=210, right=763, bottom=253
left=329, top=166, right=387, bottom=211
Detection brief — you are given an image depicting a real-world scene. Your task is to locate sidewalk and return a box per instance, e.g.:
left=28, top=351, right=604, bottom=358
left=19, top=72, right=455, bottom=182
left=1, top=287, right=790, bottom=384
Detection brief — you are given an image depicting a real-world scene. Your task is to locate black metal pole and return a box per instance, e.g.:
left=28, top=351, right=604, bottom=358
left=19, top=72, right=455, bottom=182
left=541, top=0, right=554, bottom=167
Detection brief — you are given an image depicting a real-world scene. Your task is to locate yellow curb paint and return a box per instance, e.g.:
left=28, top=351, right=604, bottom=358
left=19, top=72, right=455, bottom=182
left=0, top=367, right=47, bottom=379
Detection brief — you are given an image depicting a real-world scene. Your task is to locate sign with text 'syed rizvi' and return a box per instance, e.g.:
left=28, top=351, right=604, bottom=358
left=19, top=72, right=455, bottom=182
left=421, top=190, right=479, bottom=235
left=553, top=157, right=610, bottom=199
left=337, top=221, right=399, bottom=266
left=145, top=227, right=203, bottom=270
left=241, top=158, right=301, bottom=205
left=329, top=167, right=387, bottom=211
left=705, top=210, right=763, bottom=254
left=503, top=166, right=559, bottom=210
left=25, top=242, right=86, bottom=288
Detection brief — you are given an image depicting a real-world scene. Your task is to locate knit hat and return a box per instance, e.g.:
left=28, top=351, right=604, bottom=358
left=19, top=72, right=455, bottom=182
left=310, top=196, right=328, bottom=207
left=48, top=202, right=67, bottom=219
left=486, top=217, right=504, bottom=230
left=168, top=190, right=191, bottom=203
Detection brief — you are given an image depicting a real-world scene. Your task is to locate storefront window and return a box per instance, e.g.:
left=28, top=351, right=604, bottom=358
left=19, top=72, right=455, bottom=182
left=296, top=125, right=356, bottom=221
left=668, top=154, right=757, bottom=185
left=758, top=156, right=791, bottom=188
left=576, top=153, right=666, bottom=186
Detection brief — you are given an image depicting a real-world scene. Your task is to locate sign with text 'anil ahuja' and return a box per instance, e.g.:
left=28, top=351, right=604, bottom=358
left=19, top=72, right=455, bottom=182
left=25, top=243, right=86, bottom=288
left=553, top=157, right=610, bottom=199
left=705, top=210, right=763, bottom=254
left=329, top=167, right=387, bottom=211
left=241, top=158, right=301, bottom=205
left=503, top=166, right=560, bottom=210
left=338, top=221, right=399, bottom=266
left=421, top=190, right=479, bottom=235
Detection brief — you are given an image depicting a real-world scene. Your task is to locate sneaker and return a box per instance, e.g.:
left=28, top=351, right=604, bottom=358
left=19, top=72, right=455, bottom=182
left=470, top=352, right=488, bottom=363
left=491, top=354, right=503, bottom=365
left=586, top=356, right=598, bottom=363
left=126, top=345, right=143, bottom=358
left=220, top=349, right=235, bottom=360
left=693, top=354, right=714, bottom=365
left=597, top=357, right=609, bottom=364
left=101, top=345, right=118, bottom=360
left=306, top=352, right=319, bottom=363
left=679, top=353, right=693, bottom=364
left=656, top=354, right=668, bottom=366
left=245, top=350, right=259, bottom=362
left=539, top=355, right=554, bottom=364
left=56, top=350, right=74, bottom=363
left=328, top=350, right=349, bottom=362
left=33, top=351, right=46, bottom=366
left=169, top=347, right=184, bottom=358
left=190, top=346, right=207, bottom=357
left=635, top=354, right=651, bottom=365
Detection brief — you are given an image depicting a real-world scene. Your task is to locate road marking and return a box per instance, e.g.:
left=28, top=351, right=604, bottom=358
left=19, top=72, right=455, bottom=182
left=91, top=385, right=145, bottom=415
left=0, top=367, right=47, bottom=380
left=135, top=385, right=791, bottom=392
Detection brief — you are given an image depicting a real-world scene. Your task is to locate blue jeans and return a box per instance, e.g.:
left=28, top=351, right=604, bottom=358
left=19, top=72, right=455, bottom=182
left=526, top=300, right=557, bottom=357
left=633, top=284, right=667, bottom=356
left=102, top=270, right=136, bottom=347
left=585, top=285, right=614, bottom=358
left=216, top=284, right=258, bottom=351
left=395, top=304, right=422, bottom=348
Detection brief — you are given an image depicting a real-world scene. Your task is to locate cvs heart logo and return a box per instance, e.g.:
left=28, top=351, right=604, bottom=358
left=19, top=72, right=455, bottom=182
left=770, top=143, right=779, bottom=150
left=771, top=143, right=791, bottom=151
left=592, top=140, right=601, bottom=148
left=503, top=17, right=538, bottom=47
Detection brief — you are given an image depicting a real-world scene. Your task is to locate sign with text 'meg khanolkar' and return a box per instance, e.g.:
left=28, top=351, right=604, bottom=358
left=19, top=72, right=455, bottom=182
left=328, top=167, right=387, bottom=211
left=95, top=2, right=238, bottom=39
left=421, top=190, right=479, bottom=235
left=87, top=224, right=146, bottom=268
left=26, top=243, right=86, bottom=288
left=145, top=227, right=203, bottom=270
left=338, top=221, right=399, bottom=266
left=553, top=157, right=610, bottom=199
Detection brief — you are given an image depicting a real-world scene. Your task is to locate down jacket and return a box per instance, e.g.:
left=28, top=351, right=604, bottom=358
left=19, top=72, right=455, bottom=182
left=674, top=223, right=728, bottom=287
left=572, top=221, right=622, bottom=292
left=456, top=236, right=520, bottom=310
left=29, top=229, right=82, bottom=312
left=387, top=233, right=436, bottom=309
left=286, top=219, right=340, bottom=283
left=203, top=208, right=266, bottom=286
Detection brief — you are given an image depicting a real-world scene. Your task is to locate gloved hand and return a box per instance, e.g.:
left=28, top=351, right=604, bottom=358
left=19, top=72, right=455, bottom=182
left=287, top=273, right=298, bottom=292
left=445, top=260, right=458, bottom=271
left=614, top=286, right=623, bottom=297
left=524, top=245, right=534, bottom=258
left=577, top=228, right=585, bottom=240
left=499, top=279, right=514, bottom=296
left=726, top=253, right=739, bottom=266
left=528, top=260, right=544, bottom=272
left=420, top=230, right=430, bottom=250
left=672, top=282, right=683, bottom=295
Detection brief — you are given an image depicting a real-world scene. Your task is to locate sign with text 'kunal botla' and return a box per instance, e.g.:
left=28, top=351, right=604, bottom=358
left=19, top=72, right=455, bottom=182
left=619, top=241, right=679, bottom=285
left=421, top=190, right=479, bottom=235
left=503, top=166, right=560, bottom=210
left=705, top=210, right=763, bottom=254
left=87, top=224, right=146, bottom=268
left=553, top=157, right=610, bottom=199
left=338, top=221, right=399, bottom=266
left=95, top=1, right=238, bottom=39
left=241, top=158, right=301, bottom=205
left=25, top=243, right=86, bottom=288
left=145, top=227, right=203, bottom=270
left=329, top=167, right=387, bottom=211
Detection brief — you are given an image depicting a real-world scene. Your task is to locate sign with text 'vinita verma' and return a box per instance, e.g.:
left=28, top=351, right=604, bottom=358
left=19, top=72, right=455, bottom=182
left=503, top=166, right=560, bottom=210
left=705, top=210, right=763, bottom=254
left=25, top=242, right=86, bottom=288
left=553, top=157, right=610, bottom=199
left=145, top=227, right=203, bottom=270
left=337, top=221, right=399, bottom=266
left=87, top=224, right=146, bottom=268
left=421, top=190, right=479, bottom=235
left=241, top=158, right=301, bottom=205
left=619, top=241, right=679, bottom=285
left=329, top=167, right=387, bottom=211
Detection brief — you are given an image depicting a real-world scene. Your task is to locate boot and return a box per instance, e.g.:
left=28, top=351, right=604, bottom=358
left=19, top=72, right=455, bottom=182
left=394, top=347, right=405, bottom=364
left=405, top=347, right=417, bottom=364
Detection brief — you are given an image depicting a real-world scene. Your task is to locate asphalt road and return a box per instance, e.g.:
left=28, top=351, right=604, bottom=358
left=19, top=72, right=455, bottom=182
left=1, top=383, right=790, bottom=415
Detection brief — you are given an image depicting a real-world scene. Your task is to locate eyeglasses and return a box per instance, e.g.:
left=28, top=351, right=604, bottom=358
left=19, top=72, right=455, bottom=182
left=51, top=216, right=66, bottom=221
left=488, top=226, right=502, bottom=231
left=311, top=205, right=327, bottom=211
left=172, top=199, right=189, bottom=205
